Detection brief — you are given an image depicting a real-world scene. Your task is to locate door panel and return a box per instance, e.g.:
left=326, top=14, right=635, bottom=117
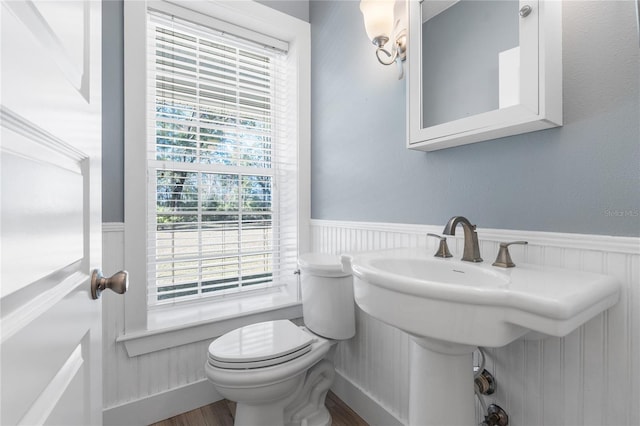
left=1, top=114, right=85, bottom=296
left=2, top=292, right=93, bottom=425
left=1, top=0, right=102, bottom=424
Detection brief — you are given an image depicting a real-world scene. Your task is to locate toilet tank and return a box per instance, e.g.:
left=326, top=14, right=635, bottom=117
left=298, top=253, right=355, bottom=340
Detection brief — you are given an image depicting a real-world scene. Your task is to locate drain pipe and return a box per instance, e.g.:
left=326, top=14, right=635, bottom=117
left=474, top=348, right=509, bottom=426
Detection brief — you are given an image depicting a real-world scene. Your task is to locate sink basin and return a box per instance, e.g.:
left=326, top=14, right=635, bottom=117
left=343, top=248, right=621, bottom=348
left=343, top=247, right=620, bottom=425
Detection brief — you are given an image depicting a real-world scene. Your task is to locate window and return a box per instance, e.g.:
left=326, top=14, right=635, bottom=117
left=146, top=13, right=297, bottom=306
left=123, top=0, right=310, bottom=337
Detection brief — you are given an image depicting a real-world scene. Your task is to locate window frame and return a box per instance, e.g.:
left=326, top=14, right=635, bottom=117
left=122, top=0, right=310, bottom=351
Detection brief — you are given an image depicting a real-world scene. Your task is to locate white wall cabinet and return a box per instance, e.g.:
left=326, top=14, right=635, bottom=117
left=407, top=0, right=562, bottom=151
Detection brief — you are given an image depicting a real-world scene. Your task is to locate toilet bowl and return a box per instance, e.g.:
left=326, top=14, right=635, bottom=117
left=205, top=253, right=355, bottom=426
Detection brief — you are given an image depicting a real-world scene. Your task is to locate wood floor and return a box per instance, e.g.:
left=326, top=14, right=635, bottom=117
left=149, top=391, right=368, bottom=426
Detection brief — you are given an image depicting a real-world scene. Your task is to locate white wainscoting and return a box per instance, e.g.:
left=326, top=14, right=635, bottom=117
left=102, top=221, right=639, bottom=425
left=311, top=219, right=640, bottom=426
left=102, top=223, right=222, bottom=425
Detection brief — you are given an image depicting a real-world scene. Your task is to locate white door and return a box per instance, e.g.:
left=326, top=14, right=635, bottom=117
left=1, top=0, right=103, bottom=424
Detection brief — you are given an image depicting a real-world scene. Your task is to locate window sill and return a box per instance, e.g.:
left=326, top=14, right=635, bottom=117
left=117, top=291, right=302, bottom=357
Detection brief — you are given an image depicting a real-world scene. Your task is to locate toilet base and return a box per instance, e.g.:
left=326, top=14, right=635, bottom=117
left=230, top=358, right=335, bottom=426
left=284, top=359, right=334, bottom=426
left=235, top=401, right=288, bottom=426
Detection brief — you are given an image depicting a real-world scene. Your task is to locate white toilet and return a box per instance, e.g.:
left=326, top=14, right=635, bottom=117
left=205, top=253, right=355, bottom=426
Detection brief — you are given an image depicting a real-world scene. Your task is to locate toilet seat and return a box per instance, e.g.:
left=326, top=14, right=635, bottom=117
left=208, top=320, right=316, bottom=370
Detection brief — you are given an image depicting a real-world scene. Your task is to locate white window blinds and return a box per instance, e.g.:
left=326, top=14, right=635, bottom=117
left=146, top=12, right=299, bottom=306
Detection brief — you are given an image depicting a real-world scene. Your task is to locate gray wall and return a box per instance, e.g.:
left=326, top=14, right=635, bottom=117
left=310, top=0, right=639, bottom=237
left=103, top=1, right=640, bottom=237
left=255, top=0, right=309, bottom=22
left=102, top=0, right=124, bottom=222
left=101, top=0, right=309, bottom=222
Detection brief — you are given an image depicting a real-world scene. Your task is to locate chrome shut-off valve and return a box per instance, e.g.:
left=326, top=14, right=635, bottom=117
left=474, top=369, right=496, bottom=395
left=481, top=404, right=509, bottom=426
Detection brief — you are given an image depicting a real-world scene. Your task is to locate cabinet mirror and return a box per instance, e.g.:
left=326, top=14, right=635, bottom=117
left=407, top=0, right=562, bottom=151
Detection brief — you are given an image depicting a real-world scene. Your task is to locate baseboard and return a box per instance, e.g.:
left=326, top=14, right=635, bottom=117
left=102, top=370, right=401, bottom=426
left=103, top=379, right=222, bottom=426
left=331, top=370, right=404, bottom=426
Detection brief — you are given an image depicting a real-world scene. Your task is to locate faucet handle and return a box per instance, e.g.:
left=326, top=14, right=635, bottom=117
left=492, top=241, right=528, bottom=268
left=427, top=233, right=453, bottom=258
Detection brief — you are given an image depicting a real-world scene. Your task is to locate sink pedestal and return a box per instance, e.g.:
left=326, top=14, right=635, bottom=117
left=409, top=337, right=477, bottom=426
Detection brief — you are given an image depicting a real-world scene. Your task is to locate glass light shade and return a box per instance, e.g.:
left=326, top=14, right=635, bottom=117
left=360, top=0, right=395, bottom=42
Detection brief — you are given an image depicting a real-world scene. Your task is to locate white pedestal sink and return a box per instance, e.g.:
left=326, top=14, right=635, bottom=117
left=342, top=248, right=620, bottom=426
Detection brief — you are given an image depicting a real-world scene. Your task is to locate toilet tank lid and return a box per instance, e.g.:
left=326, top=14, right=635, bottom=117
left=298, top=253, right=349, bottom=277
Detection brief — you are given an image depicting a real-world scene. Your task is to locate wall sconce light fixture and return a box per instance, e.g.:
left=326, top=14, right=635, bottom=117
left=360, top=0, right=407, bottom=78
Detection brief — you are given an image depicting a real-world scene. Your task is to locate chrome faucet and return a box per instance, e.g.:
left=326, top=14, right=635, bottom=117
left=442, top=216, right=483, bottom=263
